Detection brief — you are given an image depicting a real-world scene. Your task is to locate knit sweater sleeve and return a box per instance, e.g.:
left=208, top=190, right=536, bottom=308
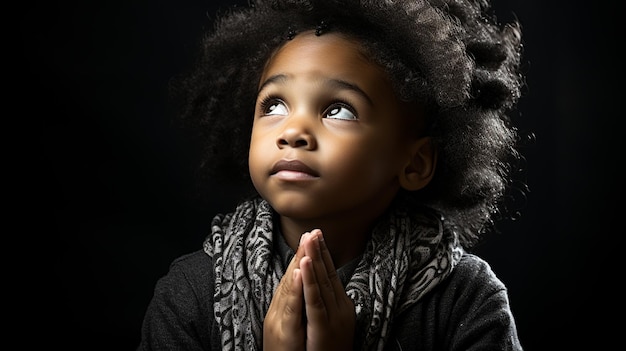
left=137, top=250, right=218, bottom=351
left=389, top=253, right=524, bottom=351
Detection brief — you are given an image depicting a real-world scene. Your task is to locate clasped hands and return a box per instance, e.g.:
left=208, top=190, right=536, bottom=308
left=263, top=229, right=356, bottom=351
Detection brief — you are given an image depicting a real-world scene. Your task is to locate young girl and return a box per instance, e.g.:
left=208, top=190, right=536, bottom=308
left=138, top=0, right=526, bottom=350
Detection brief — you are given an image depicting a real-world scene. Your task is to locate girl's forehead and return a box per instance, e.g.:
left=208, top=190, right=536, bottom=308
left=259, top=31, right=388, bottom=88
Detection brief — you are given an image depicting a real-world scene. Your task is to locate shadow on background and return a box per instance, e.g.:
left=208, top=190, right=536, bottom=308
left=23, top=0, right=618, bottom=349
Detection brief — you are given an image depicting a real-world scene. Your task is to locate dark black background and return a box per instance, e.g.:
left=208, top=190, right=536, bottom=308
left=22, top=0, right=619, bottom=349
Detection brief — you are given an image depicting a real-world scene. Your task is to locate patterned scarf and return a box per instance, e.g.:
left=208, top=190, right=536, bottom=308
left=203, top=196, right=463, bottom=350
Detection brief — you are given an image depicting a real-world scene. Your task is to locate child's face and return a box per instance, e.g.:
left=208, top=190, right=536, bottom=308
left=249, top=31, right=419, bottom=223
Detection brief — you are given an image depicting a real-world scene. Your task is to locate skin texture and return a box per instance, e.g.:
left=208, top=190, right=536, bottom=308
left=253, top=31, right=436, bottom=350
left=249, top=31, right=434, bottom=265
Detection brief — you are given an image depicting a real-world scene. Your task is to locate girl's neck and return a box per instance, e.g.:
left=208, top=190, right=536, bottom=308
left=278, top=215, right=375, bottom=268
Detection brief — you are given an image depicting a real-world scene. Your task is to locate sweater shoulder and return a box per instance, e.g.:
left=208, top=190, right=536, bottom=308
left=448, top=252, right=507, bottom=292
left=388, top=253, right=522, bottom=350
left=169, top=249, right=213, bottom=272
left=151, top=249, right=214, bottom=304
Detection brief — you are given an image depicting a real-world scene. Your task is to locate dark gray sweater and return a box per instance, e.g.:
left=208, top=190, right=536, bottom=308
left=138, top=242, right=523, bottom=350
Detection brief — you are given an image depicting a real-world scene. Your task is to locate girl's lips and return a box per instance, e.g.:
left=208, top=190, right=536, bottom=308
left=272, top=170, right=318, bottom=180
left=270, top=159, right=319, bottom=178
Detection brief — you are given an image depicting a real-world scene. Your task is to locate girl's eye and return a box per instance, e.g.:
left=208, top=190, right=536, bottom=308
left=325, top=104, right=357, bottom=120
left=262, top=99, right=288, bottom=116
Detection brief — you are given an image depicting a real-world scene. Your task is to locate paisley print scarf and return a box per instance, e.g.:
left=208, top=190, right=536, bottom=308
left=203, top=196, right=463, bottom=350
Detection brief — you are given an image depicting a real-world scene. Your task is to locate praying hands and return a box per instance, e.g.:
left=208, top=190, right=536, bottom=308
left=263, top=229, right=356, bottom=351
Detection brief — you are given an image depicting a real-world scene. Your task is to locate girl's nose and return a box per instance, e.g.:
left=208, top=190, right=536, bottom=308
left=276, top=117, right=317, bottom=150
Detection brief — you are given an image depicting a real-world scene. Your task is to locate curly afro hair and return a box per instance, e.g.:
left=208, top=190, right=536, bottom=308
left=171, top=0, right=527, bottom=248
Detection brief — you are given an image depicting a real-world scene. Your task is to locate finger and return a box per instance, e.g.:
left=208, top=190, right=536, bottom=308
left=270, top=233, right=308, bottom=323
left=269, top=267, right=305, bottom=334
left=313, top=229, right=347, bottom=300
left=286, top=268, right=304, bottom=323
left=303, top=229, right=345, bottom=310
left=264, top=267, right=305, bottom=350
left=280, top=232, right=308, bottom=292
left=299, top=255, right=329, bottom=321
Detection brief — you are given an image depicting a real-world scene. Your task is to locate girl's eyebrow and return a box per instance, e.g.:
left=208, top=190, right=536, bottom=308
left=327, top=78, right=373, bottom=106
left=258, top=74, right=288, bottom=94
left=258, top=74, right=373, bottom=106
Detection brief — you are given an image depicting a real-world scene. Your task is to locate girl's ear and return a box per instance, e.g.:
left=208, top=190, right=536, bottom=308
left=398, top=137, right=437, bottom=191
